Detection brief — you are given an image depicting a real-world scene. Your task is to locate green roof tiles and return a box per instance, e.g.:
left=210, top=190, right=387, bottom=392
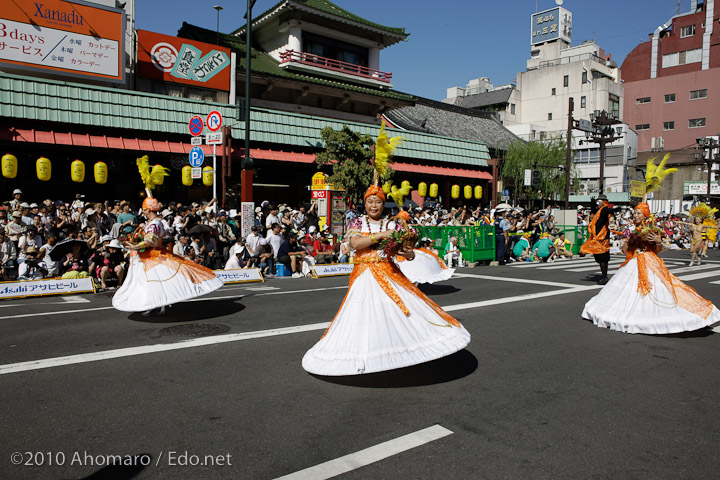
left=0, top=73, right=489, bottom=167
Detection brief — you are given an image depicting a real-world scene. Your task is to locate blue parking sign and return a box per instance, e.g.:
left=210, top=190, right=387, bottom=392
left=189, top=146, right=205, bottom=167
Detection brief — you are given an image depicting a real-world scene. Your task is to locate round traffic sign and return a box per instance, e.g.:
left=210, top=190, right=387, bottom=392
left=206, top=110, right=223, bottom=132
left=189, top=115, right=204, bottom=136
left=189, top=146, right=205, bottom=167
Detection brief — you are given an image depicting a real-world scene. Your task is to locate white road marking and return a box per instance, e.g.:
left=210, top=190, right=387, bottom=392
left=452, top=273, right=579, bottom=288
left=61, top=296, right=91, bottom=303
left=564, top=261, right=626, bottom=273
left=710, top=280, right=720, bottom=285
left=0, top=285, right=602, bottom=375
left=274, top=425, right=453, bottom=480
left=665, top=264, right=718, bottom=275
left=675, top=270, right=720, bottom=282
left=535, top=259, right=621, bottom=270
left=0, top=323, right=330, bottom=375
left=244, top=286, right=281, bottom=291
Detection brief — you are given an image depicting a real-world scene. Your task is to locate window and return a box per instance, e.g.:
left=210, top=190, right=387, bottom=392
left=552, top=88, right=556, bottom=95
left=303, top=32, right=369, bottom=68
left=609, top=94, right=620, bottom=119
left=510, top=103, right=516, bottom=115
left=681, top=25, right=695, bottom=37
left=635, top=124, right=650, bottom=131
left=663, top=121, right=675, bottom=131
left=580, top=96, right=586, bottom=108
left=563, top=75, right=569, bottom=87
left=664, top=93, right=676, bottom=103
left=690, top=89, right=707, bottom=100
left=636, top=97, right=651, bottom=104
left=662, top=48, right=702, bottom=67
left=582, top=71, right=588, bottom=84
left=548, top=113, right=553, bottom=120
left=689, top=118, right=706, bottom=128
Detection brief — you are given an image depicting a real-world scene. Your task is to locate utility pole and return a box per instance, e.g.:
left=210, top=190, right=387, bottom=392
left=241, top=0, right=257, bottom=205
left=587, top=110, right=622, bottom=195
left=564, top=97, right=573, bottom=209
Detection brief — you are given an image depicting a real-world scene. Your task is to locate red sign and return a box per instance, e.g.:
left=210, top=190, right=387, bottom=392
left=311, top=190, right=327, bottom=199
left=136, top=30, right=232, bottom=92
left=206, top=111, right=223, bottom=132
left=189, top=116, right=204, bottom=136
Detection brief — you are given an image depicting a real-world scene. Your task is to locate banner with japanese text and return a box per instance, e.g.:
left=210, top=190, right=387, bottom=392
left=0, top=277, right=95, bottom=300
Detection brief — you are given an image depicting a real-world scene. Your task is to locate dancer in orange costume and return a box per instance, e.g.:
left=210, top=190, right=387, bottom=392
left=580, top=194, right=613, bottom=284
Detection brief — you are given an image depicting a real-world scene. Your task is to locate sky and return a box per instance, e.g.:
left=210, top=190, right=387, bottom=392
left=136, top=0, right=693, bottom=101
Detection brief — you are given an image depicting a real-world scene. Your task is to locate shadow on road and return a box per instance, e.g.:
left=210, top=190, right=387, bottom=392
left=312, top=349, right=478, bottom=388
left=417, top=284, right=461, bottom=295
left=80, top=456, right=149, bottom=479
left=127, top=299, right=245, bottom=324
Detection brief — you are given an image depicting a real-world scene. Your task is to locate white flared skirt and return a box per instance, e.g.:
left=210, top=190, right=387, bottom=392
left=112, top=253, right=224, bottom=312
left=582, top=256, right=720, bottom=334
left=396, top=249, right=454, bottom=284
left=302, top=269, right=471, bottom=375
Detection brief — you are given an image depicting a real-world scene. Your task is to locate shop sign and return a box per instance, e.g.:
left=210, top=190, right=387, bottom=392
left=0, top=277, right=95, bottom=299
left=313, top=264, right=354, bottom=277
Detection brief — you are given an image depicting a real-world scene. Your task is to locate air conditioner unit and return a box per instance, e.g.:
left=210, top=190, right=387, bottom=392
left=579, top=183, right=587, bottom=191
left=658, top=136, right=664, bottom=150
left=606, top=187, right=613, bottom=193
left=650, top=137, right=656, bottom=150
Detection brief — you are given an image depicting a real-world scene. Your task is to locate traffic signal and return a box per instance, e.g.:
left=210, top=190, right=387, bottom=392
left=241, top=156, right=254, bottom=170
left=531, top=169, right=541, bottom=186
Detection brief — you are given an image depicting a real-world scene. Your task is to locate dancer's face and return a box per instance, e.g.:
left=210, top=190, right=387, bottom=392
left=365, top=195, right=385, bottom=220
left=633, top=209, right=646, bottom=225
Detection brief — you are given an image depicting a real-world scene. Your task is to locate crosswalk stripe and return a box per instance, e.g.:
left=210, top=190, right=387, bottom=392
left=675, top=270, right=720, bottom=282
left=665, top=264, right=718, bottom=275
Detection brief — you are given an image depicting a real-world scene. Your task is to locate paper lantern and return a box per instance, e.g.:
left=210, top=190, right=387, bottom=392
left=202, top=166, right=213, bottom=187
left=36, top=157, right=51, bottom=181
left=2, top=153, right=17, bottom=179
left=418, top=182, right=427, bottom=197
left=181, top=165, right=193, bottom=186
left=464, top=185, right=472, bottom=200
left=474, top=185, right=483, bottom=200
left=71, top=159, right=85, bottom=183
left=429, top=183, right=438, bottom=198
left=94, top=161, right=107, bottom=184
left=451, top=184, right=460, bottom=199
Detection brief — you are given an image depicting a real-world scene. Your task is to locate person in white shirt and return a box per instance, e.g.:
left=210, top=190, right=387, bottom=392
left=244, top=226, right=266, bottom=267
left=224, top=250, right=246, bottom=270
left=265, top=207, right=280, bottom=230
left=39, top=233, right=60, bottom=277
left=17, top=247, right=47, bottom=280
left=265, top=223, right=283, bottom=259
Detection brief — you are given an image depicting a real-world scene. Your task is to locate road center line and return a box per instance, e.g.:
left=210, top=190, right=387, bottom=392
left=273, top=425, right=453, bottom=480
left=452, top=272, right=580, bottom=288
left=0, top=285, right=601, bottom=375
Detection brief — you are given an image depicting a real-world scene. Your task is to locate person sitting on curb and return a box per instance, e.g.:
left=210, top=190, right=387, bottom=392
left=554, top=232, right=574, bottom=259
left=532, top=233, right=556, bottom=262
left=512, top=232, right=532, bottom=262
left=444, top=236, right=464, bottom=267
left=277, top=234, right=308, bottom=277
left=17, top=247, right=48, bottom=280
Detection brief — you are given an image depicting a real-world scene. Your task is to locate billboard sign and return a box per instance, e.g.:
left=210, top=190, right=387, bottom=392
left=137, top=30, right=231, bottom=92
left=531, top=7, right=572, bottom=45
left=0, top=0, right=125, bottom=83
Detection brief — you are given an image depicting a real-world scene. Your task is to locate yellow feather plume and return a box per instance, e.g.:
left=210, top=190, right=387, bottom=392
left=136, top=155, right=169, bottom=196
left=689, top=202, right=711, bottom=219
left=387, top=182, right=412, bottom=206
left=645, top=153, right=677, bottom=193
left=374, top=120, right=403, bottom=184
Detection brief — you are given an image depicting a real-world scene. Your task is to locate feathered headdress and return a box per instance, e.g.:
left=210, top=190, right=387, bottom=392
left=136, top=155, right=169, bottom=198
left=689, top=202, right=712, bottom=219
left=372, top=120, right=404, bottom=186
left=645, top=153, right=677, bottom=196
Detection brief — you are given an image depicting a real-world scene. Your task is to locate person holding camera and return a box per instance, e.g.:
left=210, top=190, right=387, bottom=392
left=17, top=247, right=48, bottom=280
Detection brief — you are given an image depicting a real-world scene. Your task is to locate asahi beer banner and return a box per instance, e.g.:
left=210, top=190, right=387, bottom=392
left=313, top=264, right=354, bottom=277
left=213, top=268, right=264, bottom=284
left=0, top=277, right=95, bottom=300
left=137, top=30, right=231, bottom=92
left=0, top=0, right=125, bottom=82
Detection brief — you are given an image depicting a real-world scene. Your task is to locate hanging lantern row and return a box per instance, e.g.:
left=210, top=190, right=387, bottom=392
left=450, top=184, right=483, bottom=200
left=1, top=155, right=109, bottom=184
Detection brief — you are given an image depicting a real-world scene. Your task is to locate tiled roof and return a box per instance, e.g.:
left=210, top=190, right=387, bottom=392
left=450, top=87, right=514, bottom=109
left=384, top=98, right=522, bottom=151
left=0, top=73, right=488, bottom=167
left=236, top=0, right=407, bottom=37
left=177, top=23, right=413, bottom=102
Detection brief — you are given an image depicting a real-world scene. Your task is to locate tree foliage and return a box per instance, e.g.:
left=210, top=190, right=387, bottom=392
left=315, top=124, right=386, bottom=206
left=501, top=136, right=576, bottom=202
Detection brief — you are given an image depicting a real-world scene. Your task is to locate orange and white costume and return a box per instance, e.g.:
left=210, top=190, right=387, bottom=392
left=302, top=216, right=470, bottom=375
left=582, top=235, right=720, bottom=334
left=112, top=218, right=223, bottom=312
left=395, top=247, right=454, bottom=284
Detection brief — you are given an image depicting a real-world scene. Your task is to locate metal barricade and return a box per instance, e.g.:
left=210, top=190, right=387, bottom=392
left=413, top=225, right=496, bottom=263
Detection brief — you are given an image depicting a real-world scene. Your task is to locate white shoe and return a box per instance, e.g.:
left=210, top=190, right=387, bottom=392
left=141, top=309, right=153, bottom=317
left=158, top=306, right=166, bottom=316
left=292, top=272, right=302, bottom=278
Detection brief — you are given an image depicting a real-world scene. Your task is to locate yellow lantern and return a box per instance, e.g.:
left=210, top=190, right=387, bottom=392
left=181, top=165, right=193, bottom=186
left=401, top=180, right=411, bottom=190
left=464, top=185, right=472, bottom=200
left=71, top=159, right=85, bottom=183
left=202, top=166, right=213, bottom=187
left=474, top=185, right=483, bottom=200
left=429, top=183, right=438, bottom=198
left=451, top=184, right=460, bottom=199
left=418, top=182, right=427, bottom=197
left=36, top=157, right=51, bottom=181
left=2, top=153, right=18, bottom=179
left=94, top=161, right=108, bottom=184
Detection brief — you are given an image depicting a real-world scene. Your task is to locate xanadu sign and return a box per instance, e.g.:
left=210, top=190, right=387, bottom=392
left=137, top=30, right=232, bottom=92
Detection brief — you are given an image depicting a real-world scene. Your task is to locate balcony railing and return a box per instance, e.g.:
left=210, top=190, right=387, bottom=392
left=279, top=50, right=392, bottom=83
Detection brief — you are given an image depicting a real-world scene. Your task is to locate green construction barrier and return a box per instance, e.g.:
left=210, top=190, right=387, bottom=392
left=413, top=225, right=496, bottom=263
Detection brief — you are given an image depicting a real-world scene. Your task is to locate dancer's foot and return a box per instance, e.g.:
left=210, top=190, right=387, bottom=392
left=158, top=306, right=166, bottom=316
left=597, top=277, right=609, bottom=285
left=141, top=309, right=153, bottom=316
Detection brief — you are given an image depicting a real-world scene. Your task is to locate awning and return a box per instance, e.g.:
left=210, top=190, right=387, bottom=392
left=393, top=162, right=493, bottom=180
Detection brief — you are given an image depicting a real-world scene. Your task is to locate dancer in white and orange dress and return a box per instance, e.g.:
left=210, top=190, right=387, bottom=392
left=112, top=157, right=223, bottom=315
left=582, top=202, right=720, bottom=334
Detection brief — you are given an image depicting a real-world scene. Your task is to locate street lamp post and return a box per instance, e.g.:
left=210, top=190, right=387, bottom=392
left=213, top=5, right=223, bottom=46
left=587, top=110, right=622, bottom=195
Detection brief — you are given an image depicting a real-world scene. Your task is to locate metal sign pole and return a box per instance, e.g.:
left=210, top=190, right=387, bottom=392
left=213, top=144, right=218, bottom=203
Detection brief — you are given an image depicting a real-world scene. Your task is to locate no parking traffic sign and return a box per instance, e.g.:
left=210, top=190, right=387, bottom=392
left=206, top=110, right=223, bottom=132
left=189, top=115, right=204, bottom=136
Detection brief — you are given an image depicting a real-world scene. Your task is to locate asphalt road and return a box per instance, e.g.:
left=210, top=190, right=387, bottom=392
left=1, top=250, right=719, bottom=480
